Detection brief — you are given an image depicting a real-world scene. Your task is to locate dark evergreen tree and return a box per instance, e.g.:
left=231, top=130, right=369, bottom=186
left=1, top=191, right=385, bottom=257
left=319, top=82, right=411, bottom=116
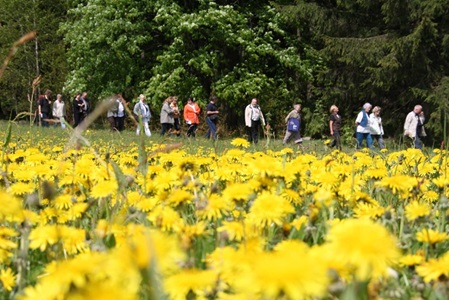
left=277, top=0, right=449, bottom=142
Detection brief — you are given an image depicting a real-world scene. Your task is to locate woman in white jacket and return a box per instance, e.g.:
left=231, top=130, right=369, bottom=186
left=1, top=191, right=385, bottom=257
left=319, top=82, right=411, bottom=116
left=404, top=105, right=426, bottom=149
left=369, top=106, right=385, bottom=149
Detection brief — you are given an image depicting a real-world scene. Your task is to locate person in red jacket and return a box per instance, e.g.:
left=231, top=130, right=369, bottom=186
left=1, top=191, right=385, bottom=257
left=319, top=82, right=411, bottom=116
left=183, top=97, right=201, bottom=137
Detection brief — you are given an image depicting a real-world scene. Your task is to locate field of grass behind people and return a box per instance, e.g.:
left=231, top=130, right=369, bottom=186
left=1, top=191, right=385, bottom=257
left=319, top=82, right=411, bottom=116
left=0, top=119, right=448, bottom=299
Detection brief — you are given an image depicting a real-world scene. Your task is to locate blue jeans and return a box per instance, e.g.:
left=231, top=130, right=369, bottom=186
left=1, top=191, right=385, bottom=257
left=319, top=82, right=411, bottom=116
left=356, top=132, right=373, bottom=149
left=205, top=117, right=217, bottom=139
left=41, top=112, right=50, bottom=127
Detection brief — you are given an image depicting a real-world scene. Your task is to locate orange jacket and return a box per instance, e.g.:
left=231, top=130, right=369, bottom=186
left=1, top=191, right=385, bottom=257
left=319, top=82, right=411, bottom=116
left=183, top=103, right=201, bottom=124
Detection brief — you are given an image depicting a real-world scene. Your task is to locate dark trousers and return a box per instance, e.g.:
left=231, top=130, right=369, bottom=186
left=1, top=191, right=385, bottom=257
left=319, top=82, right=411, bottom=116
left=41, top=112, right=50, bottom=127
left=108, top=116, right=116, bottom=131
left=161, top=123, right=173, bottom=135
left=205, top=117, right=217, bottom=139
left=247, top=120, right=261, bottom=143
left=173, top=118, right=180, bottom=136
left=115, top=116, right=125, bottom=131
left=187, top=124, right=198, bottom=137
left=330, top=131, right=342, bottom=150
left=74, top=112, right=83, bottom=127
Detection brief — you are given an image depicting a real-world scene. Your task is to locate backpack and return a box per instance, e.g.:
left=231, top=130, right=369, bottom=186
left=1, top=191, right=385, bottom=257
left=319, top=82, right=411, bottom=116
left=287, top=118, right=300, bottom=132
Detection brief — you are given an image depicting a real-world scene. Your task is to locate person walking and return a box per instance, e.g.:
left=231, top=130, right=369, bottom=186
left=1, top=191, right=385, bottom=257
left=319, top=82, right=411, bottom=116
left=115, top=94, right=127, bottom=132
left=282, top=103, right=302, bottom=146
left=133, top=94, right=152, bottom=137
left=244, top=98, right=266, bottom=144
left=355, top=102, right=373, bottom=149
left=404, top=105, right=426, bottom=149
left=329, top=105, right=342, bottom=150
left=205, top=96, right=219, bottom=139
left=106, top=96, right=119, bottom=132
left=52, top=94, right=66, bottom=129
left=369, top=106, right=385, bottom=149
left=73, top=93, right=83, bottom=127
left=160, top=97, right=175, bottom=135
left=38, top=90, right=52, bottom=127
left=170, top=97, right=181, bottom=136
left=183, top=97, right=201, bottom=137
left=79, top=92, right=90, bottom=124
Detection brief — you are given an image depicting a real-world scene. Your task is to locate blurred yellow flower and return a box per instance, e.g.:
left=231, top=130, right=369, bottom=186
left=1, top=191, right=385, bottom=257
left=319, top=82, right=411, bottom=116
left=405, top=201, right=431, bottom=221
left=0, top=268, right=16, bottom=291
left=325, top=218, right=400, bottom=280
left=416, top=252, right=449, bottom=282
left=230, top=138, right=250, bottom=148
left=164, top=269, right=218, bottom=300
left=247, top=193, right=294, bottom=227
left=399, top=254, right=424, bottom=267
left=416, top=228, right=448, bottom=244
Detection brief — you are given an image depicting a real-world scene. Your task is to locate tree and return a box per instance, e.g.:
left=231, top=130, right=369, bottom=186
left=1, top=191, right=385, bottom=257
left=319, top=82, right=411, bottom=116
left=62, top=0, right=317, bottom=132
left=0, top=0, right=67, bottom=118
left=60, top=0, right=159, bottom=102
left=277, top=0, right=449, bottom=141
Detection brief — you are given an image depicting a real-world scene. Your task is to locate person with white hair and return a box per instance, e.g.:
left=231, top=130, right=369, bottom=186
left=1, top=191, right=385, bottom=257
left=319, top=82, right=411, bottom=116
left=404, top=105, right=426, bottom=149
left=355, top=102, right=373, bottom=149
left=133, top=94, right=152, bottom=137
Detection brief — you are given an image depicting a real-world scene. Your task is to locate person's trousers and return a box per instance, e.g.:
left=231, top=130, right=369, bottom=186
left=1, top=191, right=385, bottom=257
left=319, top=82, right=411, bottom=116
left=205, top=117, right=217, bottom=139
left=356, top=132, right=373, bottom=149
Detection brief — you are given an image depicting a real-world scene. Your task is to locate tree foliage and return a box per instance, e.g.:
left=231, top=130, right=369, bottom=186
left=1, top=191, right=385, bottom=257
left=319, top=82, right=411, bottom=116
left=0, top=0, right=67, bottom=117
left=278, top=0, right=449, bottom=141
left=61, top=0, right=316, bottom=130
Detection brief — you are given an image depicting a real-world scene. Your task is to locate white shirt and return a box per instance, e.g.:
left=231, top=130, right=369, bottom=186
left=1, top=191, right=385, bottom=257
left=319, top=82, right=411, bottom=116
left=355, top=110, right=371, bottom=133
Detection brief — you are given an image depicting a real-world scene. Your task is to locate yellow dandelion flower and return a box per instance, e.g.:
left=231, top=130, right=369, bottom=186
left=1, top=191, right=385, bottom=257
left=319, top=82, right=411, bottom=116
left=230, top=138, right=250, bottom=148
left=197, top=194, right=231, bottom=221
left=147, top=206, right=182, bottom=231
left=0, top=191, right=22, bottom=221
left=416, top=228, right=448, bottom=244
left=0, top=268, right=16, bottom=291
left=399, top=254, right=424, bottom=267
left=325, top=218, right=400, bottom=280
left=405, top=201, right=431, bottom=221
left=222, top=183, right=254, bottom=204
left=65, top=202, right=89, bottom=221
left=166, top=189, right=192, bottom=207
left=375, top=175, right=418, bottom=198
left=9, top=182, right=36, bottom=196
left=218, top=221, right=245, bottom=242
left=90, top=180, right=117, bottom=198
left=422, top=190, right=439, bottom=202
left=175, top=221, right=207, bottom=239
left=416, top=252, right=449, bottom=282
left=313, top=188, right=335, bottom=207
left=240, top=243, right=329, bottom=299
left=54, top=194, right=74, bottom=210
left=59, top=226, right=88, bottom=254
left=290, top=215, right=308, bottom=230
left=353, top=202, right=385, bottom=219
left=164, top=269, right=218, bottom=300
left=29, top=225, right=59, bottom=251
left=247, top=193, right=294, bottom=227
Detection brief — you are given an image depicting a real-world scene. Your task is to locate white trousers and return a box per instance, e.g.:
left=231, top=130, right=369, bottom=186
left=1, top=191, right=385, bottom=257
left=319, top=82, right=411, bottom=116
left=136, top=122, right=151, bottom=137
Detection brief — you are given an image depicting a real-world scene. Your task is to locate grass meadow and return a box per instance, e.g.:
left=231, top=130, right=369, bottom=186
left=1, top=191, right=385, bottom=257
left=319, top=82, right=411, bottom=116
left=0, top=119, right=448, bottom=299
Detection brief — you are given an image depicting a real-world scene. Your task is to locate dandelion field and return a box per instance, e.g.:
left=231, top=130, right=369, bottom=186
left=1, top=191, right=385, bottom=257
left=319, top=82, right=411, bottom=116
left=1, top=121, right=449, bottom=299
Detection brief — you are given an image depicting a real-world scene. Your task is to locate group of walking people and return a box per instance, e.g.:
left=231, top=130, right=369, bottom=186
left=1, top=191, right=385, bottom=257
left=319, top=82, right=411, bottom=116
left=38, top=90, right=427, bottom=150
left=328, top=102, right=426, bottom=150
left=130, top=95, right=219, bottom=139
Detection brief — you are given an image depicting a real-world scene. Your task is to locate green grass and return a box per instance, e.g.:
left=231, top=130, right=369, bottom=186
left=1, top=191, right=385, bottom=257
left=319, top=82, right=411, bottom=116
left=1, top=120, right=425, bottom=156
